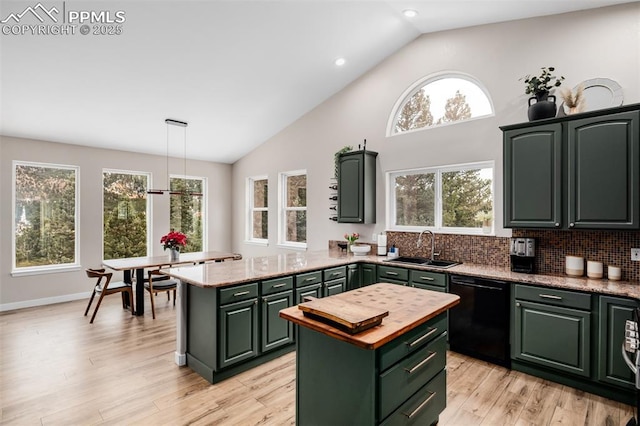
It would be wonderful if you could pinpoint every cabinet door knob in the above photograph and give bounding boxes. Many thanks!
[569,222,575,228]
[516,302,521,307]
[555,223,560,227]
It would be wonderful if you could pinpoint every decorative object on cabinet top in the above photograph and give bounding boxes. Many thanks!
[558,78,623,117]
[521,66,565,121]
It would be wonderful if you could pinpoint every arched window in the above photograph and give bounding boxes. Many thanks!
[388,73,494,135]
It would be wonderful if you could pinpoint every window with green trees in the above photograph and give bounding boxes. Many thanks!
[389,162,493,234]
[103,170,149,260]
[247,176,268,243]
[280,171,306,247]
[14,162,79,271]
[390,74,493,135]
[170,177,204,253]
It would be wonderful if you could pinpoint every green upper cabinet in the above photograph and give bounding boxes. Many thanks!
[504,124,562,228]
[337,150,378,223]
[502,104,640,230]
[567,111,640,229]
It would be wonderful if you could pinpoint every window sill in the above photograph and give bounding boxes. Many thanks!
[277,243,307,251]
[11,264,83,277]
[245,239,269,247]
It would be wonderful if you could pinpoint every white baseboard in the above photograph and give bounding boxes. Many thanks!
[0,292,91,312]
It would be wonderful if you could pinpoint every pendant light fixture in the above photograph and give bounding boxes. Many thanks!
[147,118,202,197]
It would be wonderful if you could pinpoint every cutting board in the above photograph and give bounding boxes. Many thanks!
[298,296,389,334]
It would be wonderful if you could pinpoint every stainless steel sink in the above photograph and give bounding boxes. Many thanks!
[385,256,461,269]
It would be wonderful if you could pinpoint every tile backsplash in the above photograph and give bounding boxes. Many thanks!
[331,229,640,282]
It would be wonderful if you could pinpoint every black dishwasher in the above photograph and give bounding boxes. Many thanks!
[449,275,510,367]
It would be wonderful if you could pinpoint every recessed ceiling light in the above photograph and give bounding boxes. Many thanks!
[403,9,418,18]
[334,57,346,67]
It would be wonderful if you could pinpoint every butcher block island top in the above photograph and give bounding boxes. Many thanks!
[279,283,460,350]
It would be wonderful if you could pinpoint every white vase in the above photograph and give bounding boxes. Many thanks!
[170,248,180,262]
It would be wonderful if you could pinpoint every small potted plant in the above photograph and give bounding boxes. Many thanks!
[161,230,188,261]
[475,211,493,234]
[521,66,565,121]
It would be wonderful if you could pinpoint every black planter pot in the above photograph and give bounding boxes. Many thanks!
[528,92,557,121]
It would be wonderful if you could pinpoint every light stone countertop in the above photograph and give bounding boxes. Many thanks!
[163,250,640,300]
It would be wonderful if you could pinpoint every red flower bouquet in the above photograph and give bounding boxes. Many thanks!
[161,231,187,252]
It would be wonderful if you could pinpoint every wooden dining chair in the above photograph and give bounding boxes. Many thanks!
[145,269,178,319]
[84,268,134,323]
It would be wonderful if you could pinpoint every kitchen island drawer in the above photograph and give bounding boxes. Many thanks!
[219,282,259,305]
[379,333,446,421]
[515,284,591,310]
[378,265,409,282]
[380,369,446,426]
[261,276,293,295]
[379,312,447,371]
[295,271,322,288]
[410,270,446,287]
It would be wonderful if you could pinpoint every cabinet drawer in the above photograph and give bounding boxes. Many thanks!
[380,370,446,426]
[411,283,445,292]
[295,271,322,288]
[324,266,346,281]
[378,265,409,282]
[219,282,259,305]
[379,333,446,421]
[410,270,446,287]
[261,276,293,296]
[515,284,591,310]
[379,313,447,371]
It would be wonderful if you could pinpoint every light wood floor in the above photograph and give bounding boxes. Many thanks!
[0,296,635,425]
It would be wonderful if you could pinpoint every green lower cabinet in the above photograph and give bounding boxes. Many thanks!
[295,283,322,304]
[347,264,360,290]
[411,282,445,292]
[513,300,591,377]
[218,298,259,369]
[260,290,294,353]
[324,277,346,297]
[362,264,377,286]
[378,265,409,285]
[598,296,638,389]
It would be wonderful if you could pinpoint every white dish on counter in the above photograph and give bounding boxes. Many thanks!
[350,245,371,256]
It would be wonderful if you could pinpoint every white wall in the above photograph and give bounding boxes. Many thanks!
[231,3,640,257]
[0,136,232,309]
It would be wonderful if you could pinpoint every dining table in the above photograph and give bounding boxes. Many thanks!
[102,251,242,315]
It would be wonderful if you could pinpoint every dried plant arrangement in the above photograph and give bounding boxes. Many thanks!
[560,84,585,114]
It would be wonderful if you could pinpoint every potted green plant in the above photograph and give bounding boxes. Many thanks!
[521,67,565,121]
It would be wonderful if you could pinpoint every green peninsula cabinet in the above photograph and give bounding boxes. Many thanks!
[503,104,640,229]
[337,149,377,223]
[280,284,460,425]
[187,279,295,383]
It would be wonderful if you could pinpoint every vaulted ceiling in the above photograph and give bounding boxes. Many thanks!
[1,1,634,163]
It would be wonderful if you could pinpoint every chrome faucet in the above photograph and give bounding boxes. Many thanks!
[417,229,437,260]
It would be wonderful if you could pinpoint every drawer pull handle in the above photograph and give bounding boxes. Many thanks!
[330,272,340,277]
[386,272,399,276]
[406,328,437,348]
[420,276,435,281]
[539,294,563,300]
[304,277,316,282]
[272,283,286,288]
[233,291,250,297]
[404,351,436,374]
[402,391,436,419]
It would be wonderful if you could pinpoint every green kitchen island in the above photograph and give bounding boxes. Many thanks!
[280,283,460,426]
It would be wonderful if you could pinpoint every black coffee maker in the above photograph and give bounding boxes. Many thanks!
[510,237,535,273]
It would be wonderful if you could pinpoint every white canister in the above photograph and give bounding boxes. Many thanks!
[607,265,622,281]
[565,256,584,277]
[586,261,603,279]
